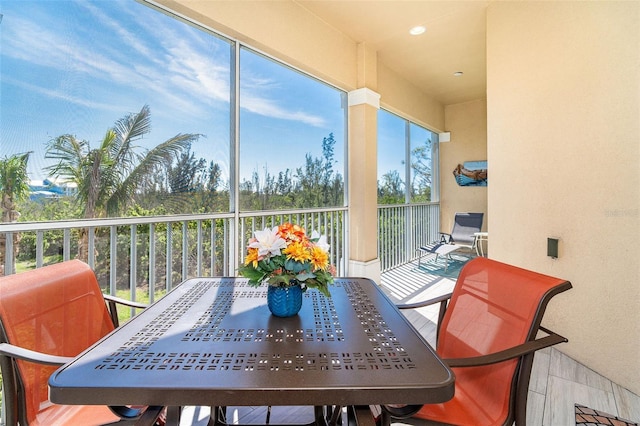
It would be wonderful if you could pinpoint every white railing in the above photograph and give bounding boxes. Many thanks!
[377,203,440,271]
[238,208,347,276]
[0,208,348,304]
[0,203,437,295]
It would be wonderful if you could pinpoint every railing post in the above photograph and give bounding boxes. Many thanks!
[88,227,96,269]
[63,229,70,261]
[196,220,203,277]
[182,221,188,282]
[110,225,117,296]
[4,231,14,275]
[166,223,173,291]
[36,231,44,268]
[149,222,156,304]
[130,225,137,317]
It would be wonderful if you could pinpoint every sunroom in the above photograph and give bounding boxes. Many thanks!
[0,1,638,425]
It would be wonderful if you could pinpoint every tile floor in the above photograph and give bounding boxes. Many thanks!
[178,262,640,425]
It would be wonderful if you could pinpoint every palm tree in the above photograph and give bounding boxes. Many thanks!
[45,105,199,259]
[0,152,31,275]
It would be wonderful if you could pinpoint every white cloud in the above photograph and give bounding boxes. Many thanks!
[242,93,326,127]
[2,1,327,128]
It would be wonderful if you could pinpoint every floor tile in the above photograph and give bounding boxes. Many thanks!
[527,390,546,426]
[530,349,551,394]
[544,375,618,426]
[613,383,640,423]
[549,349,614,393]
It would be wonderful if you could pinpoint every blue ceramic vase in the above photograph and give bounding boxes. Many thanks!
[267,283,303,317]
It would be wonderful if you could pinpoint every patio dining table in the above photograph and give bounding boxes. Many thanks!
[49,277,454,426]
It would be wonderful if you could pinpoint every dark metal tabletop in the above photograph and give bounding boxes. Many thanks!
[49,277,454,408]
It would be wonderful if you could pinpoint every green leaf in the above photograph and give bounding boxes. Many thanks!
[237,265,266,286]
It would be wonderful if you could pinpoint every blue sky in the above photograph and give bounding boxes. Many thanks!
[0,0,345,183]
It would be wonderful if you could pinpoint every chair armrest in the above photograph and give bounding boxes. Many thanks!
[104,294,149,328]
[443,328,568,368]
[0,342,73,366]
[396,293,452,344]
[379,328,569,422]
[103,294,149,309]
[395,293,452,310]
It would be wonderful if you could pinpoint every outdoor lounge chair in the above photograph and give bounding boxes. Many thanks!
[0,260,165,426]
[438,212,484,248]
[349,257,572,426]
[417,212,484,270]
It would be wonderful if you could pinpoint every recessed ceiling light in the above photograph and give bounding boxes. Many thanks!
[409,26,426,36]
[453,71,464,77]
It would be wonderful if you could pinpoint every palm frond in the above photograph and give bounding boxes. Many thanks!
[0,152,32,202]
[45,135,88,182]
[111,105,151,172]
[106,132,200,216]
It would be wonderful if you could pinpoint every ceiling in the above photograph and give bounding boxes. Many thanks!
[295,1,489,105]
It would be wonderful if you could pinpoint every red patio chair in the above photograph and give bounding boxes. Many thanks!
[0,260,165,426]
[353,257,572,426]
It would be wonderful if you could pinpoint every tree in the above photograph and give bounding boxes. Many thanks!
[205,161,222,194]
[168,148,207,193]
[294,132,343,208]
[410,138,432,201]
[0,152,31,274]
[378,170,405,204]
[45,105,199,259]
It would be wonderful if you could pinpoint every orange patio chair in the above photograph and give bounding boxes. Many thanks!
[353,257,572,426]
[0,259,165,426]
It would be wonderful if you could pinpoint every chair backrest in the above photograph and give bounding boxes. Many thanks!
[0,260,115,425]
[450,212,483,245]
[434,257,571,426]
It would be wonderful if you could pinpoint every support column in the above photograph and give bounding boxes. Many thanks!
[348,88,381,283]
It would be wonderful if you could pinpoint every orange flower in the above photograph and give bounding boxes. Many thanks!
[244,247,259,268]
[278,223,307,243]
[310,245,329,271]
[283,241,311,262]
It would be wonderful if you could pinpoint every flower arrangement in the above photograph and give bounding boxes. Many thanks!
[238,223,335,297]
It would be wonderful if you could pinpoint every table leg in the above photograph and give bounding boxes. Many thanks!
[165,406,182,426]
[346,406,377,426]
[325,405,342,425]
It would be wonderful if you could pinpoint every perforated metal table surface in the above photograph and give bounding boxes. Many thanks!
[49,277,454,410]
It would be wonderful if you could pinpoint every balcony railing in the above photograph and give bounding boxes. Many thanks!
[0,208,347,304]
[377,202,440,271]
[0,203,438,296]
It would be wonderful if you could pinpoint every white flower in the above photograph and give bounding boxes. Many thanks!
[249,227,287,257]
[311,230,331,252]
